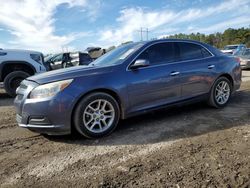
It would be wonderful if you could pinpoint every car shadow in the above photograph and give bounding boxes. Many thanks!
[0,90,14,107]
[45,88,250,146]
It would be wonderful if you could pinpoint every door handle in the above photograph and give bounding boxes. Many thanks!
[170,71,180,76]
[208,65,215,69]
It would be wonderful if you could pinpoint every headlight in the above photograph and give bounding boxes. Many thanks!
[29,79,73,99]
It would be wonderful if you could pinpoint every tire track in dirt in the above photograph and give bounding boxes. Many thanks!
[0,75,250,187]
[0,135,43,148]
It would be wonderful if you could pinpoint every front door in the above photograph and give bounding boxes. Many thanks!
[126,42,182,113]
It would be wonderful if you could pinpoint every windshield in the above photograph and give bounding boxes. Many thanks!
[224,45,238,50]
[243,49,250,56]
[90,43,144,67]
[45,54,61,62]
[44,54,53,62]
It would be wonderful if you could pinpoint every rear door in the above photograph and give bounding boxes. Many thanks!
[176,42,216,99]
[126,42,182,112]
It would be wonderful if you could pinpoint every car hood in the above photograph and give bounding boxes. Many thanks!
[27,65,114,84]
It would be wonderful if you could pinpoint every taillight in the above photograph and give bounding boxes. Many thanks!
[234,57,241,64]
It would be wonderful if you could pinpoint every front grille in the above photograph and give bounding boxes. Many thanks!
[16,114,22,123]
[15,80,38,103]
[19,84,27,90]
[16,94,24,100]
[16,82,28,96]
[14,80,38,118]
[15,81,29,102]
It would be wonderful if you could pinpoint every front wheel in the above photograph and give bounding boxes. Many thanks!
[73,92,120,138]
[208,77,232,108]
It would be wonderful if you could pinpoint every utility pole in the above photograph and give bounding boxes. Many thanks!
[140,27,143,41]
[146,28,149,40]
[137,27,150,41]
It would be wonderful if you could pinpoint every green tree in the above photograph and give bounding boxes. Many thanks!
[163,27,250,48]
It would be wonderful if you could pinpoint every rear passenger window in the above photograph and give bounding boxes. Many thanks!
[138,42,175,65]
[177,42,212,61]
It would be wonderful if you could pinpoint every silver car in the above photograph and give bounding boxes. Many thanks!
[238,48,250,69]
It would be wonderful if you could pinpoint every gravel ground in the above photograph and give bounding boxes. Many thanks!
[0,72,249,188]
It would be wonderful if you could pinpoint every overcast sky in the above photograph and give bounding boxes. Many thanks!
[0,0,249,53]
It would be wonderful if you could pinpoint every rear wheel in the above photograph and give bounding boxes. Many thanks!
[73,92,120,138]
[208,77,232,108]
[3,71,30,97]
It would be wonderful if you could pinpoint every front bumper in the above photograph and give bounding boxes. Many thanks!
[16,114,70,135]
[17,123,70,135]
[14,80,75,135]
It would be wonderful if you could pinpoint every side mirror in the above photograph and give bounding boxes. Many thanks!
[130,59,150,69]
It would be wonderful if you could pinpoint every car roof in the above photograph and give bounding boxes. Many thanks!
[2,48,42,54]
[141,39,216,50]
[86,47,102,52]
[124,39,210,48]
[145,38,206,44]
[136,39,222,56]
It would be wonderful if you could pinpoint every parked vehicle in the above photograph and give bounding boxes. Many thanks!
[221,44,246,55]
[0,49,46,96]
[85,47,106,60]
[14,39,241,138]
[44,52,93,71]
[237,48,250,69]
[73,52,93,66]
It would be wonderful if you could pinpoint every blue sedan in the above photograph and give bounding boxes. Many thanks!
[14,39,241,138]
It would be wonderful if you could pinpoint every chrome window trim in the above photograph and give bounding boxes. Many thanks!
[126,41,215,71]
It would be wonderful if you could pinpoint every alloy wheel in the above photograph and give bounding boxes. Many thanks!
[83,99,115,133]
[215,80,230,105]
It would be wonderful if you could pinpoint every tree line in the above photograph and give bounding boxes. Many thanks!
[106,27,250,51]
[163,27,250,49]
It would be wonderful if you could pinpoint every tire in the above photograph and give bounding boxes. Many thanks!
[73,92,120,138]
[4,71,30,97]
[208,77,232,108]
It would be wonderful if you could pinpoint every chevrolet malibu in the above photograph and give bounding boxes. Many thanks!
[14,39,241,138]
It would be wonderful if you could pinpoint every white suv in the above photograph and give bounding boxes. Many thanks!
[0,49,47,96]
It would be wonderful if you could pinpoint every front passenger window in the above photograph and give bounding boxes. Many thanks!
[137,43,175,65]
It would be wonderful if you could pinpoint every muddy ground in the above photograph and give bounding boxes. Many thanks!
[0,72,249,188]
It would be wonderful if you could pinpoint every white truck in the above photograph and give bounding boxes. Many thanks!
[0,49,46,96]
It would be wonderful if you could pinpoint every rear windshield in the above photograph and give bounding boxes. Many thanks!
[243,49,250,56]
[224,45,238,50]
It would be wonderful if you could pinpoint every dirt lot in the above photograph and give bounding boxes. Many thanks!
[0,72,250,188]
